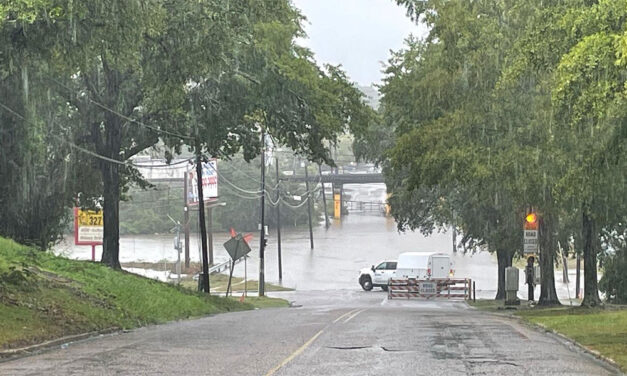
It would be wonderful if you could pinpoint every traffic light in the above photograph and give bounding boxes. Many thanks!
[263,238,268,248]
[524,211,538,230]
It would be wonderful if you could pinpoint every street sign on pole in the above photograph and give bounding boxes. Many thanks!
[224,230,253,296]
[523,211,539,255]
[524,230,538,254]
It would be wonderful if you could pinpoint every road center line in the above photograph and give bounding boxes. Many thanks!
[333,308,359,323]
[264,329,324,376]
[344,308,367,323]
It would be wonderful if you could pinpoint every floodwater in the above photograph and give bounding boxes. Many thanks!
[55,184,582,300]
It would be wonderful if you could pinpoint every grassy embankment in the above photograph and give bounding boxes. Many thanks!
[0,237,285,351]
[123,261,293,294]
[469,300,627,371]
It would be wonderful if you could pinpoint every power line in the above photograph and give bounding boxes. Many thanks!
[131,158,193,168]
[204,161,263,195]
[49,78,194,141]
[0,101,127,166]
[1,100,195,169]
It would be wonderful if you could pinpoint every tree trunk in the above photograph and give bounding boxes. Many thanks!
[495,248,513,300]
[99,63,123,270]
[581,208,601,307]
[100,160,121,269]
[538,214,560,305]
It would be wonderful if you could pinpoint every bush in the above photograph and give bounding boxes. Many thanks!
[599,232,627,303]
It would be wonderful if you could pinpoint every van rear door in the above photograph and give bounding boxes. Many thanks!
[431,256,450,279]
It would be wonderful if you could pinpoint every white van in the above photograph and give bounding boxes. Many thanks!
[395,252,453,280]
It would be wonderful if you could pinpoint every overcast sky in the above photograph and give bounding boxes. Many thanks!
[291,0,428,87]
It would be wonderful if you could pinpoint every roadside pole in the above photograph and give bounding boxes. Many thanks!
[244,255,248,297]
[183,172,190,269]
[526,256,535,301]
[259,129,266,297]
[576,253,581,299]
[524,211,539,302]
[195,144,210,294]
[304,162,314,249]
[275,157,283,281]
[319,164,330,229]
[208,206,214,266]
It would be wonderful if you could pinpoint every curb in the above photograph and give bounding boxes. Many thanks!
[0,327,121,363]
[481,309,624,375]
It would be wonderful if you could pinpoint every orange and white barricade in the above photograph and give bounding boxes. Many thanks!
[388,278,471,300]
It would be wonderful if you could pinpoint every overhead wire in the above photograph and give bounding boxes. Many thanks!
[49,77,194,141]
[0,101,128,166]
[1,100,329,211]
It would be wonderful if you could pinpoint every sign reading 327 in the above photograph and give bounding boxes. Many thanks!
[74,208,103,245]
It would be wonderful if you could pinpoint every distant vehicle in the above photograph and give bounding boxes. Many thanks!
[358,252,453,291]
[396,252,453,280]
[358,260,397,291]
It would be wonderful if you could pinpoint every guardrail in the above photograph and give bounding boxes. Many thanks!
[193,256,248,280]
[387,278,471,300]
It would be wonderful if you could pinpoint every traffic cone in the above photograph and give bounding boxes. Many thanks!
[239,293,245,303]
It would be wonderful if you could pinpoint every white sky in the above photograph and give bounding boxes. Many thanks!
[292,0,428,87]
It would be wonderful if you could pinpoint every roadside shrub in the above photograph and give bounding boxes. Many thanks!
[599,232,627,304]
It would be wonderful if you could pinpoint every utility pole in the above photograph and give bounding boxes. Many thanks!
[275,157,283,281]
[319,164,330,229]
[183,171,190,269]
[304,162,314,249]
[526,256,535,301]
[195,141,210,294]
[576,252,581,299]
[208,206,214,266]
[259,129,267,296]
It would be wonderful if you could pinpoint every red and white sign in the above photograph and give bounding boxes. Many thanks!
[187,160,218,205]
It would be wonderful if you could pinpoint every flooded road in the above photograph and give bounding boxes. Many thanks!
[56,184,581,300]
[56,214,500,298]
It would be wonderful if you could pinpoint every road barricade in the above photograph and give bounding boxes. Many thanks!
[387,278,471,300]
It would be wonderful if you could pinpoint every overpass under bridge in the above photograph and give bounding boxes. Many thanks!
[286,173,386,219]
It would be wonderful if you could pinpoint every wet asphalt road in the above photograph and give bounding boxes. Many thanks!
[0,290,619,376]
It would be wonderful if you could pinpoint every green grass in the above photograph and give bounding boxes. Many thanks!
[518,307,627,371]
[469,299,627,371]
[0,237,256,350]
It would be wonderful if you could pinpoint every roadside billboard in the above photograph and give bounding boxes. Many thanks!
[187,159,218,205]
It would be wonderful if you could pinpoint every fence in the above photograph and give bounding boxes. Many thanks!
[387,278,471,300]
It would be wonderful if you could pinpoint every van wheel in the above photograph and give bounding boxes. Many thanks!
[381,285,388,291]
[360,276,373,291]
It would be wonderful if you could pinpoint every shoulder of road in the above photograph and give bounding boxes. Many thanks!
[0,236,287,357]
[469,299,627,372]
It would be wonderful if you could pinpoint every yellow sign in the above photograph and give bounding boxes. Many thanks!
[334,194,341,219]
[74,208,103,245]
[77,210,103,227]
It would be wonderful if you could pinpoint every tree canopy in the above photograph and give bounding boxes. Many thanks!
[359,0,627,305]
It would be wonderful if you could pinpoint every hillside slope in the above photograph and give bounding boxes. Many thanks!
[0,237,251,350]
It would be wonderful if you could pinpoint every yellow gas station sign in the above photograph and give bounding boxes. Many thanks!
[74,208,103,245]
